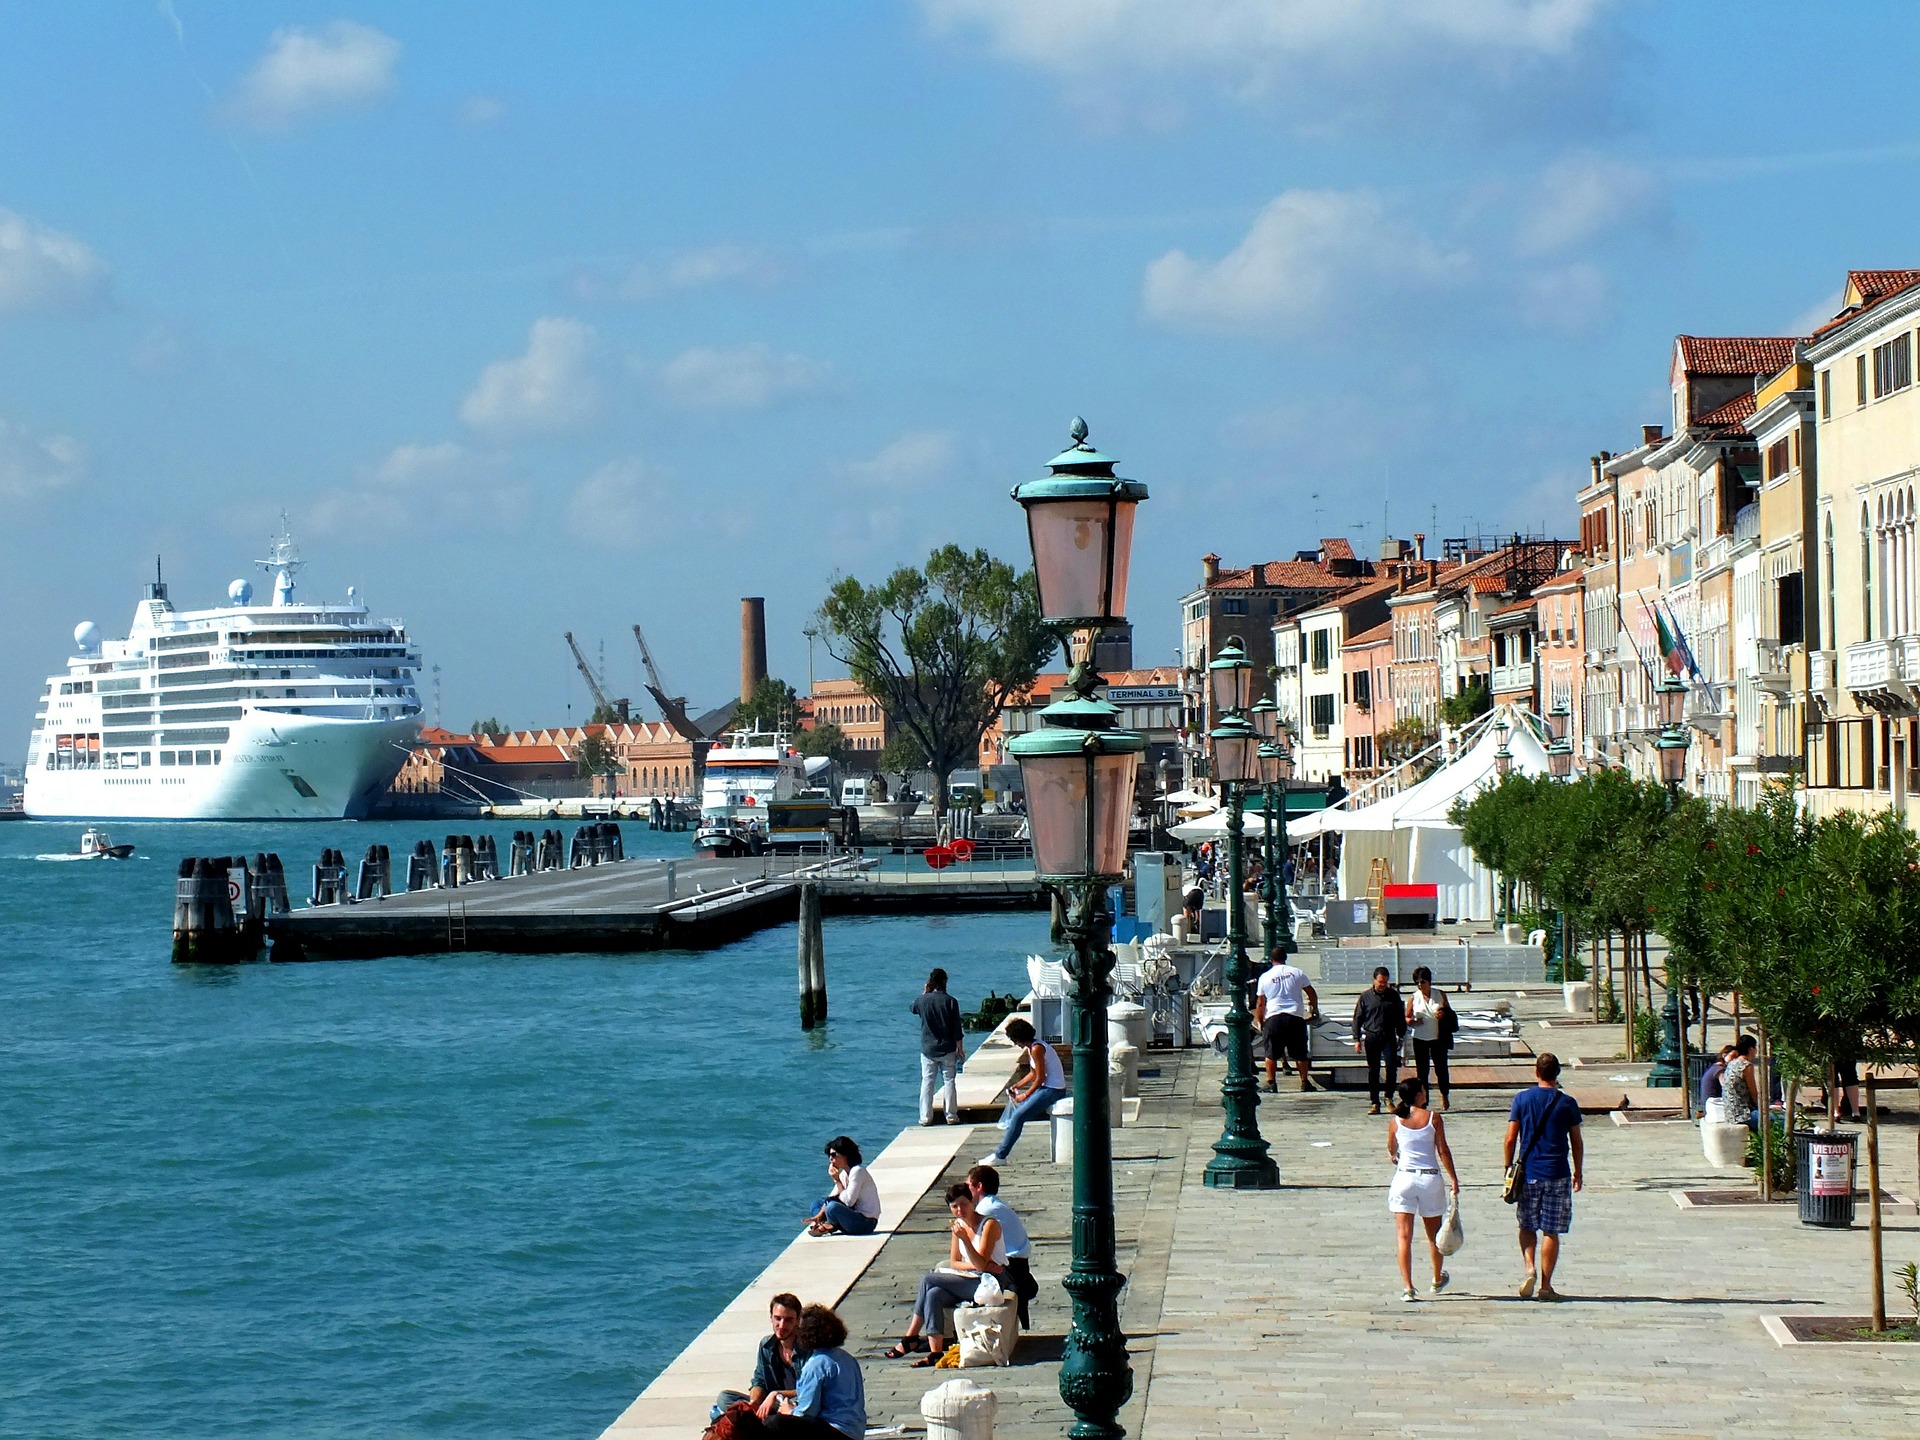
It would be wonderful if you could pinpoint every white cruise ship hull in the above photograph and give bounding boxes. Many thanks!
[24,712,419,821]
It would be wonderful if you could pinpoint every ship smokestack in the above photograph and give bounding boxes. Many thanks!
[741,597,768,704]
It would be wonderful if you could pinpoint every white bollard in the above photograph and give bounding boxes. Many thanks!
[922,1376,997,1440]
[1111,1041,1141,1098]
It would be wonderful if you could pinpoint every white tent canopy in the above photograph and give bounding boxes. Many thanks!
[1169,808,1277,843]
[1288,708,1553,923]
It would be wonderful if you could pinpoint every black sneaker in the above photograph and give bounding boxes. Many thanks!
[1261,1080,1278,1094]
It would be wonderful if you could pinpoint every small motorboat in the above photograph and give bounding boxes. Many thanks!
[80,828,135,860]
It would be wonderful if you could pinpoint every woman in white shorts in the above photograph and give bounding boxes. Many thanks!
[1386,1077,1460,1302]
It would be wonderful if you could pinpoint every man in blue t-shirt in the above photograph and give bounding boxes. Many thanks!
[1504,1052,1583,1302]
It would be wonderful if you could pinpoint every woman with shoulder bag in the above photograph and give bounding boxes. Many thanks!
[1386,1077,1460,1302]
[1406,966,1454,1111]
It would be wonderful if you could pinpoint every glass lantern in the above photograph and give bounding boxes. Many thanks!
[1657,674,1686,729]
[1656,726,1689,788]
[1010,418,1148,629]
[1210,712,1260,785]
[1250,696,1279,740]
[1209,638,1253,717]
[1008,725,1146,881]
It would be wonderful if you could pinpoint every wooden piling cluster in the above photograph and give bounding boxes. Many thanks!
[796,880,827,1028]
[646,798,691,832]
[569,822,625,866]
[353,844,393,901]
[171,852,290,964]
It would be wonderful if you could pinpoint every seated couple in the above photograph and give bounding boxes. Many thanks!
[884,1166,1035,1366]
[713,1293,865,1439]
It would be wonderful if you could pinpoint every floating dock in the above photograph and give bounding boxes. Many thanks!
[265,854,1044,960]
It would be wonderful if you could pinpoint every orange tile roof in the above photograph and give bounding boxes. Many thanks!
[475,744,572,765]
[1210,560,1360,590]
[1492,597,1537,617]
[1810,269,1920,339]
[1343,619,1393,647]
[1320,537,1356,561]
[1695,391,1756,430]
[1674,335,1798,376]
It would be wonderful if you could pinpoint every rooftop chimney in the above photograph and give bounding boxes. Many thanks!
[1642,425,1663,446]
[1590,454,1603,487]
[1202,553,1220,586]
[740,597,768,705]
[1413,532,1426,562]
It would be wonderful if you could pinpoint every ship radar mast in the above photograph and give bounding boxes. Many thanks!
[256,513,305,608]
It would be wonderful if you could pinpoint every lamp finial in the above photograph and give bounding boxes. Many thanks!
[1069,415,1089,446]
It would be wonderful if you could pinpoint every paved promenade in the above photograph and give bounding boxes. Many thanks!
[612,990,1920,1439]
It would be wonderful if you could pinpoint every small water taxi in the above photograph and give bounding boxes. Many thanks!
[80,827,135,859]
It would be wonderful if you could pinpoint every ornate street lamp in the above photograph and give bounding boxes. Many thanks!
[1202,655,1281,1192]
[1547,700,1573,779]
[1258,738,1295,959]
[1493,714,1513,779]
[1650,720,1694,1097]
[1008,418,1146,1440]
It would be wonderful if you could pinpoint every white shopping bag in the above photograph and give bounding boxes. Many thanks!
[1435,1194,1465,1255]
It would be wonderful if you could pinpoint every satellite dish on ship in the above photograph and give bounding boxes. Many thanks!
[73,621,100,653]
[228,578,254,605]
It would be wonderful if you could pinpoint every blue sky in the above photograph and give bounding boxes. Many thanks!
[5,1,1920,747]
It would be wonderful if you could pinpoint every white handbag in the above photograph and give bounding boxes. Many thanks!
[1435,1194,1465,1255]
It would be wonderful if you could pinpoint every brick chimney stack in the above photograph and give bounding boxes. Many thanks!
[740,597,768,705]
[1202,553,1220,586]
[1642,424,1663,446]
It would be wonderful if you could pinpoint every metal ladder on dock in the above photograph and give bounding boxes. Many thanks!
[446,900,469,951]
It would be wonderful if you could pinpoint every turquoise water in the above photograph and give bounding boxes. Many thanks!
[0,819,1042,1438]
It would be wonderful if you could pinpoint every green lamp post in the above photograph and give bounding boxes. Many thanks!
[1249,697,1282,951]
[1202,639,1281,1190]
[1649,682,1694,1094]
[1009,417,1146,1440]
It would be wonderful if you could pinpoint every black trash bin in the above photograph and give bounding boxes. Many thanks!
[1794,1129,1858,1228]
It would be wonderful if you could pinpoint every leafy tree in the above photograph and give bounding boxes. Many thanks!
[794,720,852,766]
[735,677,800,733]
[878,731,928,779]
[1377,717,1436,764]
[587,701,628,726]
[817,545,1052,814]
[1439,680,1490,727]
[470,717,506,739]
[574,732,620,779]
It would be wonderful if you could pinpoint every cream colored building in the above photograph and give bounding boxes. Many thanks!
[1744,358,1818,798]
[1803,270,1920,817]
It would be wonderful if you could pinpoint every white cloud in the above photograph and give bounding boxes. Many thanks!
[0,414,85,500]
[1143,189,1466,337]
[460,317,601,434]
[232,21,400,129]
[572,243,786,303]
[836,431,958,489]
[656,342,831,411]
[567,457,675,549]
[0,209,111,314]
[1788,289,1844,337]
[1518,261,1610,332]
[922,0,1615,126]
[1518,154,1664,255]
[307,441,521,537]
[459,95,507,126]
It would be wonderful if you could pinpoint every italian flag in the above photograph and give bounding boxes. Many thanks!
[1653,608,1686,676]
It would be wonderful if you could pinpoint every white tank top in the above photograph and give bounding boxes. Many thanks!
[1394,1114,1440,1172]
[1031,1041,1066,1090]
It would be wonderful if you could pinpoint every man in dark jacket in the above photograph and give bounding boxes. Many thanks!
[1352,966,1407,1114]
[913,967,966,1125]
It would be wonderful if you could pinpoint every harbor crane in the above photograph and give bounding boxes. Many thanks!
[632,624,705,741]
[563,631,629,723]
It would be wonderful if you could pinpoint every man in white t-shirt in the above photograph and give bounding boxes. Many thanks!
[1253,947,1321,1093]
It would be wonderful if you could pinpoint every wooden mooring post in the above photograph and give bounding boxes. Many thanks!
[797,881,827,1028]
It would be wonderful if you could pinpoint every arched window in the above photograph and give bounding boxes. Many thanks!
[1863,504,1876,642]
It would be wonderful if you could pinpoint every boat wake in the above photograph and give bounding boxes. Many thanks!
[31,853,148,862]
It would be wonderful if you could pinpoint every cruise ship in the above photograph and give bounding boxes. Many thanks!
[23,528,423,820]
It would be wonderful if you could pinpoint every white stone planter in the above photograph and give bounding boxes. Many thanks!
[1564,981,1592,1013]
[1703,1121,1749,1168]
